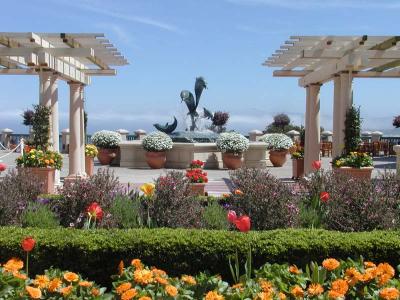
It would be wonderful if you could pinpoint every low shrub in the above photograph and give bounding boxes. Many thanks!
[21,202,59,229]
[149,171,204,228]
[202,201,229,230]
[2,228,400,287]
[54,169,119,227]
[229,168,299,230]
[0,169,42,226]
[108,195,142,229]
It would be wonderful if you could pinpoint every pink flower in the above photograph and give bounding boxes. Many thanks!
[227,210,237,223]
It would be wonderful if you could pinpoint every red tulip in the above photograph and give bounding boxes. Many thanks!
[86,202,103,221]
[227,210,237,223]
[0,163,6,172]
[21,237,36,252]
[234,215,251,232]
[312,160,322,170]
[320,191,330,202]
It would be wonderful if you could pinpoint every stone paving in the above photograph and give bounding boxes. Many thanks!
[0,151,397,195]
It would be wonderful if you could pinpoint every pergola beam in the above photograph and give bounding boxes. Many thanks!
[0,47,95,57]
[80,69,116,76]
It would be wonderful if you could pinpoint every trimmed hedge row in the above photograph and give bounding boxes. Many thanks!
[0,227,400,286]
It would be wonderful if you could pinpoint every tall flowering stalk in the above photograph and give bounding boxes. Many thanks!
[21,236,35,276]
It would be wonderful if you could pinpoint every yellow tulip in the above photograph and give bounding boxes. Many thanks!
[140,183,155,196]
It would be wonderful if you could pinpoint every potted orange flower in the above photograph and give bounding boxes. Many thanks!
[16,148,62,194]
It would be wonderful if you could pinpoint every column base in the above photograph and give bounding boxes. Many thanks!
[63,173,87,184]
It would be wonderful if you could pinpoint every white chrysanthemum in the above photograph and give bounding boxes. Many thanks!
[142,131,173,152]
[262,133,293,151]
[91,130,122,148]
[216,132,249,154]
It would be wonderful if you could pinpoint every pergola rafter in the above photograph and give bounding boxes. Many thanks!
[264,35,400,175]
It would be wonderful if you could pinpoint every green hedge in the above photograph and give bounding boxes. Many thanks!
[1,227,400,286]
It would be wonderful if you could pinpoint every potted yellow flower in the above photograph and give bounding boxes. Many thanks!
[16,148,62,194]
[332,152,374,179]
[85,144,98,176]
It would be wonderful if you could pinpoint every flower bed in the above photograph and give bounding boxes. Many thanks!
[1,227,400,286]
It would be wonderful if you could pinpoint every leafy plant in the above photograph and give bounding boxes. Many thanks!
[21,202,59,228]
[216,132,249,154]
[109,195,142,228]
[202,202,229,230]
[91,130,121,149]
[393,115,400,128]
[344,105,362,155]
[31,104,51,149]
[142,131,173,152]
[22,109,34,126]
[211,111,230,133]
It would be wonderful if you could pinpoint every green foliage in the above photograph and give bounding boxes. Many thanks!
[1,228,400,286]
[31,104,51,149]
[344,105,362,155]
[109,195,142,228]
[21,203,59,229]
[202,202,229,230]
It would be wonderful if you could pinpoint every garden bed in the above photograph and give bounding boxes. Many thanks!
[1,227,400,286]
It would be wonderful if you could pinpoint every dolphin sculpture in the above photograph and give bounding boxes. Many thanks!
[153,116,178,134]
[181,77,208,131]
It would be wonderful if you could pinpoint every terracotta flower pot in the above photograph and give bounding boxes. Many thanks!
[292,158,304,179]
[145,151,167,169]
[269,150,288,167]
[97,148,118,165]
[85,156,94,176]
[27,167,55,194]
[222,153,243,170]
[334,166,373,180]
[190,183,206,196]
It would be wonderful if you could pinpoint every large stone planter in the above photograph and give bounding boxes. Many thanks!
[269,150,288,167]
[292,158,304,179]
[189,183,206,196]
[28,167,55,194]
[334,166,373,179]
[222,152,243,170]
[85,156,94,176]
[97,148,118,165]
[145,151,166,169]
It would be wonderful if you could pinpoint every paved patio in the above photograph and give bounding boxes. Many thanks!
[0,152,397,195]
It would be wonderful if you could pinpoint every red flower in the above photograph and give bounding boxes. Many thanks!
[0,163,6,172]
[234,216,251,232]
[320,191,330,202]
[21,237,36,252]
[312,160,322,170]
[227,210,237,223]
[86,202,103,220]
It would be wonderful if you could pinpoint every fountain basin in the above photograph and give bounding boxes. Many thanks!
[119,141,270,169]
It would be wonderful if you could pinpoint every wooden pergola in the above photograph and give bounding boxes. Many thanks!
[0,32,128,180]
[264,35,400,174]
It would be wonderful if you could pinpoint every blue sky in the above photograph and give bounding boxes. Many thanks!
[1,0,400,134]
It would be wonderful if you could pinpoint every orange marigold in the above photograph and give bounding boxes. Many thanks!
[307,283,324,296]
[377,263,395,278]
[328,290,345,299]
[138,297,152,300]
[255,292,273,300]
[79,281,93,287]
[13,271,27,280]
[322,258,340,271]
[345,268,362,286]
[155,276,168,285]
[60,285,73,296]
[131,259,143,269]
[121,288,138,300]
[361,267,378,282]
[379,274,392,286]
[291,285,304,298]
[165,285,178,297]
[289,265,301,275]
[26,286,42,299]
[118,260,124,275]
[259,279,273,293]
[116,282,132,294]
[3,258,23,272]
[48,278,62,292]
[331,279,349,295]
[278,292,287,300]
[34,275,49,289]
[364,261,376,269]
[63,271,79,282]
[181,275,197,285]
[134,269,154,285]
[152,267,167,277]
[91,288,100,296]
[379,287,400,300]
[205,291,225,300]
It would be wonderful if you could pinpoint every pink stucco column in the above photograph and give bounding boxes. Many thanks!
[79,85,86,176]
[39,71,54,148]
[67,82,83,178]
[304,84,321,175]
